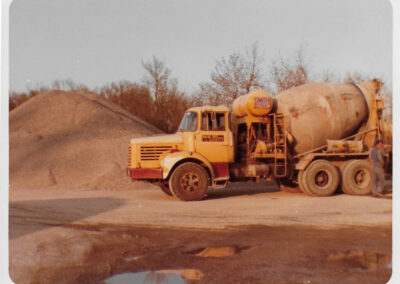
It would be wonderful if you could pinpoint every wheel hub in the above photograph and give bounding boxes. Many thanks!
[354,170,366,185]
[315,171,329,187]
[180,172,200,192]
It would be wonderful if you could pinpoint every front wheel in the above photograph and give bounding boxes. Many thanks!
[169,162,209,201]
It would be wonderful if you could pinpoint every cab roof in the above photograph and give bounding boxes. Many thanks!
[187,105,230,113]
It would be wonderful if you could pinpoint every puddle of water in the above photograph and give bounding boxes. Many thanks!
[327,249,391,271]
[195,246,237,257]
[185,245,248,258]
[104,269,203,284]
[123,255,143,262]
[159,269,204,280]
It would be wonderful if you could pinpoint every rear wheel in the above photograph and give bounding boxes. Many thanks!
[340,162,352,194]
[298,170,311,195]
[169,162,209,201]
[341,159,372,195]
[303,160,340,196]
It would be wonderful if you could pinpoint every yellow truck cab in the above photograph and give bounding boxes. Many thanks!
[127,105,234,200]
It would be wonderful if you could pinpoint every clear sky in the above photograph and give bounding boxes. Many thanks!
[9,0,392,93]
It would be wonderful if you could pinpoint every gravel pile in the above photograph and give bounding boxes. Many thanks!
[9,90,161,190]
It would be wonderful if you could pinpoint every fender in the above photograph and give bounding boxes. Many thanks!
[295,153,317,170]
[160,151,215,181]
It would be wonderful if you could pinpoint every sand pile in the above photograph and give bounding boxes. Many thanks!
[9,90,162,190]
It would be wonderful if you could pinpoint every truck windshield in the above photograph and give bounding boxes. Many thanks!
[178,112,198,132]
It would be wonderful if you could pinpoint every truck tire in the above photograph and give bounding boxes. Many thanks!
[303,160,340,196]
[341,159,372,195]
[339,161,352,194]
[278,179,302,193]
[298,170,311,195]
[169,162,209,201]
[155,182,172,196]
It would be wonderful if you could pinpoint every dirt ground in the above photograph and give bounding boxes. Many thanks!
[9,181,392,284]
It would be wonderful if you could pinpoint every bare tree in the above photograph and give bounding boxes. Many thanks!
[141,56,194,132]
[99,81,155,122]
[199,42,265,105]
[342,72,370,84]
[189,88,210,107]
[51,79,88,91]
[9,92,29,111]
[375,82,392,124]
[269,46,310,94]
[157,82,192,133]
[319,69,338,83]
[383,89,392,124]
[243,42,265,93]
[142,56,171,103]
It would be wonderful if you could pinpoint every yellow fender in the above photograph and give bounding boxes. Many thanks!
[160,151,215,181]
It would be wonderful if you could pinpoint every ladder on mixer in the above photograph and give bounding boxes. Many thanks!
[273,113,287,177]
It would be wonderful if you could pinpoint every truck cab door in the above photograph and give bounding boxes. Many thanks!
[194,111,233,163]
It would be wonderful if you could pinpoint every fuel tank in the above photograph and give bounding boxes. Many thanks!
[232,89,273,117]
[276,81,375,155]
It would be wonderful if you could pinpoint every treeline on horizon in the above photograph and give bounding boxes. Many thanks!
[9,44,392,133]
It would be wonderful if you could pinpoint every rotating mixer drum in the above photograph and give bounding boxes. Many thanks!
[276,82,371,155]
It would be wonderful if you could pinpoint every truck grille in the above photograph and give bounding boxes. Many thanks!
[140,146,172,161]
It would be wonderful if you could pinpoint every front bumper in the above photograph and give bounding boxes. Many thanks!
[126,168,163,179]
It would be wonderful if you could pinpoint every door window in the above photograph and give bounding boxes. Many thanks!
[201,112,225,131]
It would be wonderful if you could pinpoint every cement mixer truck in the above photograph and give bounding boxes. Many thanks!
[127,79,392,201]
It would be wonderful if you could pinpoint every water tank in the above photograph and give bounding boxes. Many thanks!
[232,90,273,117]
